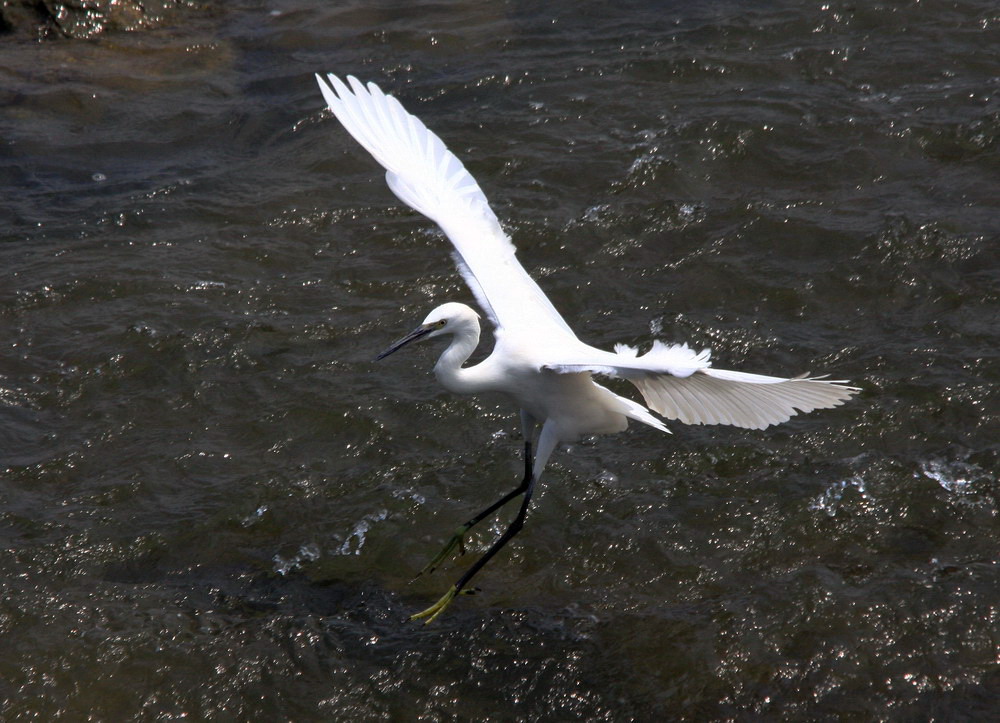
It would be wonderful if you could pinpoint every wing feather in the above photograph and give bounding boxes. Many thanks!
[547,343,858,430]
[319,73,858,431]
[317,73,576,340]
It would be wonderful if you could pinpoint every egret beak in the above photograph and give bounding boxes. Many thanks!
[375,324,435,361]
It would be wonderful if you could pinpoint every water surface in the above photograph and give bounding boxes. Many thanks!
[2,1,999,718]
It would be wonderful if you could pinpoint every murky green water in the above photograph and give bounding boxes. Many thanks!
[2,1,999,718]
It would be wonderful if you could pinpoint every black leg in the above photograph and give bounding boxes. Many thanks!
[411,419,558,624]
[411,469,538,623]
[460,439,532,530]
[453,470,537,592]
[416,439,533,576]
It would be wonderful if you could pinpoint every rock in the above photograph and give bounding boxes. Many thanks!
[0,0,200,40]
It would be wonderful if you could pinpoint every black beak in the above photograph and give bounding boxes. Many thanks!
[375,324,434,361]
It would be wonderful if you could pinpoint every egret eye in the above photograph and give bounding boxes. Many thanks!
[435,319,447,328]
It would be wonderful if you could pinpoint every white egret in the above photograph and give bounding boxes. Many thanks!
[316,74,858,623]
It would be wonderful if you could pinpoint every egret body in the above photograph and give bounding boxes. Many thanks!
[316,74,858,622]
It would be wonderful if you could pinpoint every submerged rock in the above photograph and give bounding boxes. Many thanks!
[0,0,201,39]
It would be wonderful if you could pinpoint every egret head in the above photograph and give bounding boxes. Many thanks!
[375,302,479,360]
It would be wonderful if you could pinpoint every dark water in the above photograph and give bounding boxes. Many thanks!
[2,0,999,718]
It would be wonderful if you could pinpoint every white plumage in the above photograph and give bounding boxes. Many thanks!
[316,73,858,622]
[316,73,856,433]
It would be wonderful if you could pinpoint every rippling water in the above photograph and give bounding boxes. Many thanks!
[2,1,999,718]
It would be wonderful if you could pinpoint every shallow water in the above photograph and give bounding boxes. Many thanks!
[2,0,999,718]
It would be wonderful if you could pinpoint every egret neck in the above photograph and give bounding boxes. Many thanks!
[433,312,482,395]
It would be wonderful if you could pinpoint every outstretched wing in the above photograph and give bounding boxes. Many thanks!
[547,342,858,430]
[316,73,576,341]
[319,73,858,430]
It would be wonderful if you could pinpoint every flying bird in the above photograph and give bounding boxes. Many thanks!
[316,73,857,623]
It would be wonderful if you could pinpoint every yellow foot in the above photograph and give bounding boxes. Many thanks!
[416,526,468,577]
[410,585,475,624]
